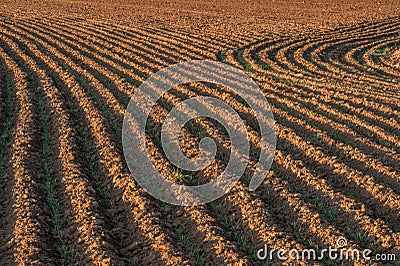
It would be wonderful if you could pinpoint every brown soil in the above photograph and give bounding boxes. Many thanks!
[0,0,399,265]
[390,49,400,68]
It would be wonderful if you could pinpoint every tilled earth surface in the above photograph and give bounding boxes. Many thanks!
[0,0,399,265]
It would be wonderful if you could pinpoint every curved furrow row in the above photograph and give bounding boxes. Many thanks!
[0,26,128,265]
[274,78,399,155]
[170,83,356,249]
[66,16,243,63]
[250,22,400,97]
[16,18,152,86]
[232,46,399,117]
[219,17,400,259]
[243,17,400,100]
[20,17,207,78]
[0,39,59,264]
[30,20,290,258]
[362,40,400,78]
[209,63,400,178]
[49,15,263,66]
[2,18,260,265]
[42,17,213,63]
[95,22,228,54]
[344,36,400,79]
[0,49,18,263]
[0,23,189,264]
[0,52,14,189]
[162,84,310,261]
[262,75,400,156]
[0,7,399,265]
[21,18,322,262]
[281,75,400,127]
[307,18,400,83]
[278,75,400,141]
[87,18,259,51]
[26,13,398,177]
[10,18,215,107]
[331,37,399,83]
[18,18,174,77]
[300,37,398,85]
[170,59,400,229]
[0,58,4,122]
[36,19,196,70]
[249,16,399,83]
[36,25,278,263]
[135,98,259,264]
[253,81,400,224]
[37,13,400,260]
[236,22,400,164]
[0,23,127,140]
[233,65,400,165]
[166,60,398,245]
[273,93,400,191]
[169,79,372,258]
[271,146,399,256]
[168,76,399,256]
[19,19,142,100]
[378,42,400,70]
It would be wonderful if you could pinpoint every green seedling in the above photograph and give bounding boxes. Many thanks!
[217,50,226,62]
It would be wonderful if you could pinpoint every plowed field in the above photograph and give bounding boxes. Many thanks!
[0,0,399,265]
